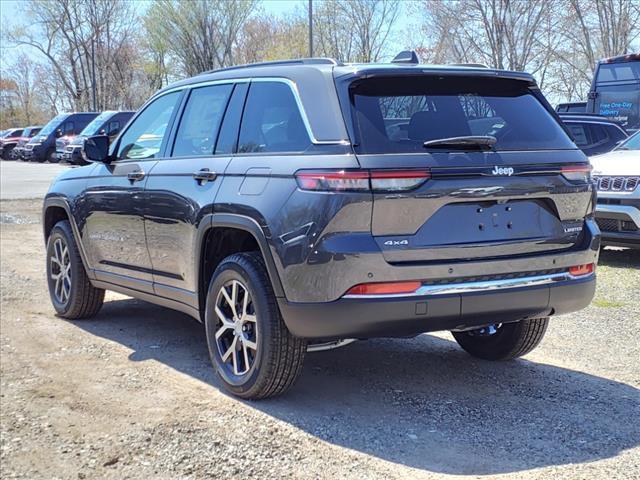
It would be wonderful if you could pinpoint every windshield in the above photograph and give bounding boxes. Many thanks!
[80,112,113,136]
[616,131,640,151]
[39,114,67,136]
[349,76,575,154]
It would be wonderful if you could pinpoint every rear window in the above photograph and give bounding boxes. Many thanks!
[596,62,640,83]
[349,76,576,154]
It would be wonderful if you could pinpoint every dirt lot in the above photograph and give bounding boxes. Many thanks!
[1,194,639,479]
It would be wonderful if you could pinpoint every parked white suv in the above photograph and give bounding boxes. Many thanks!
[591,131,640,248]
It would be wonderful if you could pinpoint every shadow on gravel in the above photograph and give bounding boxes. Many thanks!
[72,298,640,476]
[598,247,640,269]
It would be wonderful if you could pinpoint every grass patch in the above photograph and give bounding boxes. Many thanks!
[593,299,625,308]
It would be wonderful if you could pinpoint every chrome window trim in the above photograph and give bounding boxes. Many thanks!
[155,77,350,146]
[343,271,594,299]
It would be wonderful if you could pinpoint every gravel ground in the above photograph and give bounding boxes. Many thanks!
[1,198,639,480]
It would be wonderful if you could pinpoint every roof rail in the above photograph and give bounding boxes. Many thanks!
[449,63,490,68]
[198,58,340,76]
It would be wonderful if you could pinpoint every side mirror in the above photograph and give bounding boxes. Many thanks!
[55,128,63,138]
[83,135,110,163]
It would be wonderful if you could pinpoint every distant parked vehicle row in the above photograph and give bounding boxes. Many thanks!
[1,110,135,163]
[56,110,134,165]
[22,112,98,163]
[8,126,43,160]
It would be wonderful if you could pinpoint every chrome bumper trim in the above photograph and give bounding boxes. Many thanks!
[343,272,593,299]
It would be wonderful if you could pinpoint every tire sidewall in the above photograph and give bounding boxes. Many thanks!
[205,258,275,397]
[46,223,83,316]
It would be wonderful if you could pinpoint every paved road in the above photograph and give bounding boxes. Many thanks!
[0,161,70,200]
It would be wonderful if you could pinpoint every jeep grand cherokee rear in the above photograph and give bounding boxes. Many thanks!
[279,68,599,358]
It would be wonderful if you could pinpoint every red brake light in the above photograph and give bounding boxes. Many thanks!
[568,263,594,277]
[296,169,430,192]
[295,170,370,191]
[562,164,592,182]
[345,281,422,296]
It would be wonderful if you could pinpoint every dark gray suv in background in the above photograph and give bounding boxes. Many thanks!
[43,55,600,399]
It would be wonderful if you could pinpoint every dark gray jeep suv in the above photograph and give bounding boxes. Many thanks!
[43,56,600,399]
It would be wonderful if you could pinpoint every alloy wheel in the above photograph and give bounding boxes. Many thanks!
[214,279,258,376]
[50,238,71,304]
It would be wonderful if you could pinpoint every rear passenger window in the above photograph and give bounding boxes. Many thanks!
[238,82,311,153]
[172,84,233,157]
[64,122,74,134]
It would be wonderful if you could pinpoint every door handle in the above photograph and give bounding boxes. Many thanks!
[127,170,145,182]
[193,168,217,184]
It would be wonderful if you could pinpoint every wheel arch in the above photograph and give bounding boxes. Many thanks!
[197,213,285,321]
[43,197,94,279]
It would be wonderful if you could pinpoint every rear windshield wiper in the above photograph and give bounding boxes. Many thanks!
[423,136,497,150]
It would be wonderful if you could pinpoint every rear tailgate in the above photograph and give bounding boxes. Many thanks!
[341,73,594,263]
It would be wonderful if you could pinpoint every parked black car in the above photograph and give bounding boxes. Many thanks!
[44,54,599,399]
[560,113,628,156]
[9,126,42,160]
[24,112,98,163]
[0,128,24,159]
[57,110,135,164]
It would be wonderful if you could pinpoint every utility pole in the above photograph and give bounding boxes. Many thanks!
[308,0,313,58]
[91,37,97,111]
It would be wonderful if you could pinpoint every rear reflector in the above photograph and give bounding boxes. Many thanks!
[561,164,592,182]
[296,169,430,192]
[568,263,594,276]
[345,281,422,296]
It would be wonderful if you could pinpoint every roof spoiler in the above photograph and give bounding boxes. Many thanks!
[392,50,419,65]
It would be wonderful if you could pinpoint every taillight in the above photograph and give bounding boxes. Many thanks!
[345,281,422,296]
[370,170,431,191]
[568,263,594,277]
[295,169,430,192]
[561,164,592,182]
[295,170,370,191]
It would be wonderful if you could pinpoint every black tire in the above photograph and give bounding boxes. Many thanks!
[47,148,59,163]
[205,252,306,399]
[46,220,104,319]
[452,318,549,360]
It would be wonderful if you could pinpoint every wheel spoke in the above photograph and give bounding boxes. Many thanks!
[231,348,240,375]
[221,287,236,319]
[243,338,257,351]
[241,287,249,319]
[221,336,237,362]
[242,342,250,371]
[243,314,257,323]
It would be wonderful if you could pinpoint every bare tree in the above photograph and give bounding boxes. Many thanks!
[416,0,563,74]
[6,0,149,111]
[145,0,259,76]
[314,0,401,62]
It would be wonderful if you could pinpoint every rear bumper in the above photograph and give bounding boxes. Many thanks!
[279,274,596,340]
